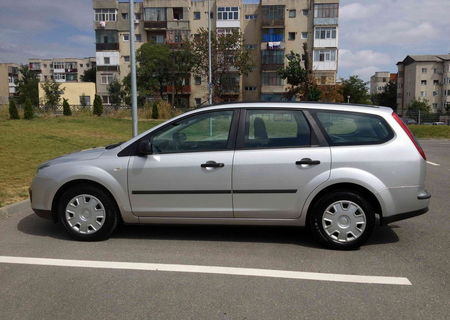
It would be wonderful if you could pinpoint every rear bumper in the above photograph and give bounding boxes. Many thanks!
[382,207,429,225]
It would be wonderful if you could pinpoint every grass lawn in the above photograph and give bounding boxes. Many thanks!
[0,113,164,207]
[409,125,450,139]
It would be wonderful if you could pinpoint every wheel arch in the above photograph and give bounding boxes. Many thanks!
[305,183,383,226]
[51,179,123,224]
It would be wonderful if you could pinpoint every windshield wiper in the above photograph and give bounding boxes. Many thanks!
[105,141,124,150]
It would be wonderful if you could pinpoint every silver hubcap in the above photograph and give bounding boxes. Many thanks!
[322,200,366,243]
[65,194,106,234]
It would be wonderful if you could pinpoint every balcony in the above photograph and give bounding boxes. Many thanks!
[144,21,167,29]
[96,43,119,51]
[221,86,240,95]
[261,5,285,28]
[165,85,191,94]
[96,65,120,72]
[314,17,338,26]
[261,42,285,50]
[262,18,284,28]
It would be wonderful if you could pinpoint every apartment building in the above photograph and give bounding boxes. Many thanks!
[369,71,397,95]
[0,63,20,106]
[28,57,96,83]
[397,55,450,114]
[93,0,339,107]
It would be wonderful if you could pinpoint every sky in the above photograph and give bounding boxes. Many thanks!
[0,0,449,81]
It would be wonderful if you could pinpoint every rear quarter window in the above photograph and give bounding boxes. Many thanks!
[315,111,393,145]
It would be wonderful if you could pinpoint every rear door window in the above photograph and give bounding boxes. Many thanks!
[242,109,311,148]
[315,111,393,145]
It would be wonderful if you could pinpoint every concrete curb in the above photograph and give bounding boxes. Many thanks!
[0,200,30,219]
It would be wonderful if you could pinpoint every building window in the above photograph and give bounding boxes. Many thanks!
[121,13,128,20]
[195,76,201,85]
[217,7,239,20]
[433,91,438,96]
[288,10,296,18]
[421,80,427,85]
[54,73,66,81]
[149,34,165,44]
[262,72,283,86]
[124,56,130,62]
[95,9,117,22]
[123,33,129,41]
[432,103,438,109]
[217,28,238,36]
[433,79,439,85]
[86,63,90,68]
[314,4,339,18]
[102,96,110,104]
[195,98,202,106]
[245,44,257,49]
[104,57,110,65]
[135,34,142,42]
[245,14,257,20]
[80,95,91,105]
[194,11,201,20]
[262,50,284,65]
[80,64,83,67]
[422,68,427,73]
[288,32,296,40]
[173,7,183,20]
[144,8,166,21]
[315,27,337,39]
[245,86,257,91]
[135,13,141,20]
[301,32,308,39]
[302,9,309,16]
[101,74,114,85]
[433,68,438,73]
[420,91,426,97]
[314,49,337,62]
[262,28,284,42]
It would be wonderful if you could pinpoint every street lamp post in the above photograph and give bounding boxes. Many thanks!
[207,0,213,105]
[129,0,138,137]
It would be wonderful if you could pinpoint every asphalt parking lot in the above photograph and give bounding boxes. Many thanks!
[0,140,449,320]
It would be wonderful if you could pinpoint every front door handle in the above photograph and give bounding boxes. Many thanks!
[201,161,225,168]
[296,158,321,165]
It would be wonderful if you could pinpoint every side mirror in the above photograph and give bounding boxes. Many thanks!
[137,140,152,156]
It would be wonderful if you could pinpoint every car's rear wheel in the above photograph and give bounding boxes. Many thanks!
[58,184,118,241]
[309,191,375,250]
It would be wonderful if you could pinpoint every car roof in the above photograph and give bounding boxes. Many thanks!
[193,102,393,115]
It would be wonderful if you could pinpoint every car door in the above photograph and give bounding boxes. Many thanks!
[232,108,331,219]
[128,109,237,218]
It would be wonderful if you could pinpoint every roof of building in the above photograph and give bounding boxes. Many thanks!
[398,54,450,65]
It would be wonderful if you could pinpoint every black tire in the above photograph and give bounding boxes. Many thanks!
[308,191,375,250]
[57,184,118,241]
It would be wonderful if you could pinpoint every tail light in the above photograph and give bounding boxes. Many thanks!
[392,112,426,160]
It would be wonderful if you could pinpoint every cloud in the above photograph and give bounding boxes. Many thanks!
[338,0,450,80]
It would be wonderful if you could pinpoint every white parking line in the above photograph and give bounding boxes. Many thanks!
[426,161,440,166]
[0,255,411,286]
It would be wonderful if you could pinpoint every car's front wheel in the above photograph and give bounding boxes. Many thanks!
[309,191,375,250]
[58,184,118,241]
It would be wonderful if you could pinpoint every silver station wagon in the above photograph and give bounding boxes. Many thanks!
[30,103,430,249]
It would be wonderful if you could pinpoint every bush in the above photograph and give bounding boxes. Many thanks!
[23,98,34,120]
[151,102,159,119]
[157,100,173,119]
[8,100,19,120]
[93,95,103,116]
[62,98,72,116]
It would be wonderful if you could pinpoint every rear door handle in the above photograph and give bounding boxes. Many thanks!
[201,161,225,168]
[296,158,321,165]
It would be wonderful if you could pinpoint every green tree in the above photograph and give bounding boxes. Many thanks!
[8,99,19,120]
[407,99,430,114]
[190,28,253,102]
[340,75,371,104]
[136,42,172,99]
[372,80,397,110]
[151,102,159,119]
[108,79,124,106]
[62,98,72,116]
[41,80,64,111]
[16,65,39,107]
[23,98,34,120]
[93,95,103,116]
[80,66,96,82]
